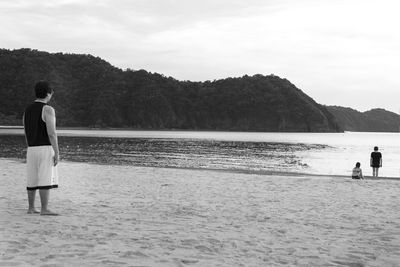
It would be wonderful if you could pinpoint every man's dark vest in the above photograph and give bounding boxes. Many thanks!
[24,102,51,147]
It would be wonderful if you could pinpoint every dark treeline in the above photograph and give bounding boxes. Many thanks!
[326,106,400,132]
[2,48,396,132]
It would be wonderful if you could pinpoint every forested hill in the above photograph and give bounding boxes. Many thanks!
[326,106,400,132]
[0,48,342,132]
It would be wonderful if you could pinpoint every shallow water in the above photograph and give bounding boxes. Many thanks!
[0,135,325,175]
[0,129,399,177]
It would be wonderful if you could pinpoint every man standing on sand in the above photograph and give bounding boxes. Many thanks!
[23,81,59,215]
[370,146,382,178]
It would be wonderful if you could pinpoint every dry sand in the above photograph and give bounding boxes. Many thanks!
[1,158,399,266]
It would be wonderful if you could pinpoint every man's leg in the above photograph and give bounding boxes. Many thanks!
[27,190,39,214]
[39,189,58,216]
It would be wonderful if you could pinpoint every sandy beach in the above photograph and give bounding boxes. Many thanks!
[1,158,400,266]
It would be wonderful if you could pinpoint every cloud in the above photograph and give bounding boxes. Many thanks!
[1,0,399,112]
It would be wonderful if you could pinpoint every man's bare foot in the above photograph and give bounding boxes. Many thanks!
[27,209,40,214]
[40,210,59,216]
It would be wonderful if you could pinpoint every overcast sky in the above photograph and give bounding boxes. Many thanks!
[1,0,399,113]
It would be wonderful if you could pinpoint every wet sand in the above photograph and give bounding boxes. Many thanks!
[1,158,399,266]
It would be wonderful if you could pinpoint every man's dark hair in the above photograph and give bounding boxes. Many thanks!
[34,81,53,98]
[356,162,361,168]
[374,146,379,151]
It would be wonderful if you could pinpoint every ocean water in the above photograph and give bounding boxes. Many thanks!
[1,129,399,178]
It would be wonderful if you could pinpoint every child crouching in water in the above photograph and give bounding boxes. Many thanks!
[352,162,364,179]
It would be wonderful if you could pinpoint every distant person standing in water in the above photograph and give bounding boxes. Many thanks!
[351,162,363,179]
[23,81,59,215]
[370,146,382,178]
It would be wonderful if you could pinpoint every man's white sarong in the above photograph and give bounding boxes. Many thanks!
[26,146,58,190]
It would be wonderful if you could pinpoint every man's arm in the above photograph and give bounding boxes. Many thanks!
[43,106,59,166]
[22,113,28,147]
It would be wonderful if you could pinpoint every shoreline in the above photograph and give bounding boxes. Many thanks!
[2,125,400,134]
[2,157,399,181]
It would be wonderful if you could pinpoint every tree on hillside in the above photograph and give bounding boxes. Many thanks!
[0,48,344,132]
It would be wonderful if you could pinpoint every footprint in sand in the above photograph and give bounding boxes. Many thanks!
[332,260,364,267]
[5,248,20,254]
[180,259,199,264]
[195,245,215,254]
[74,243,96,248]
[180,239,199,248]
[121,250,149,258]
[0,261,24,266]
[106,232,118,238]
[100,260,127,265]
